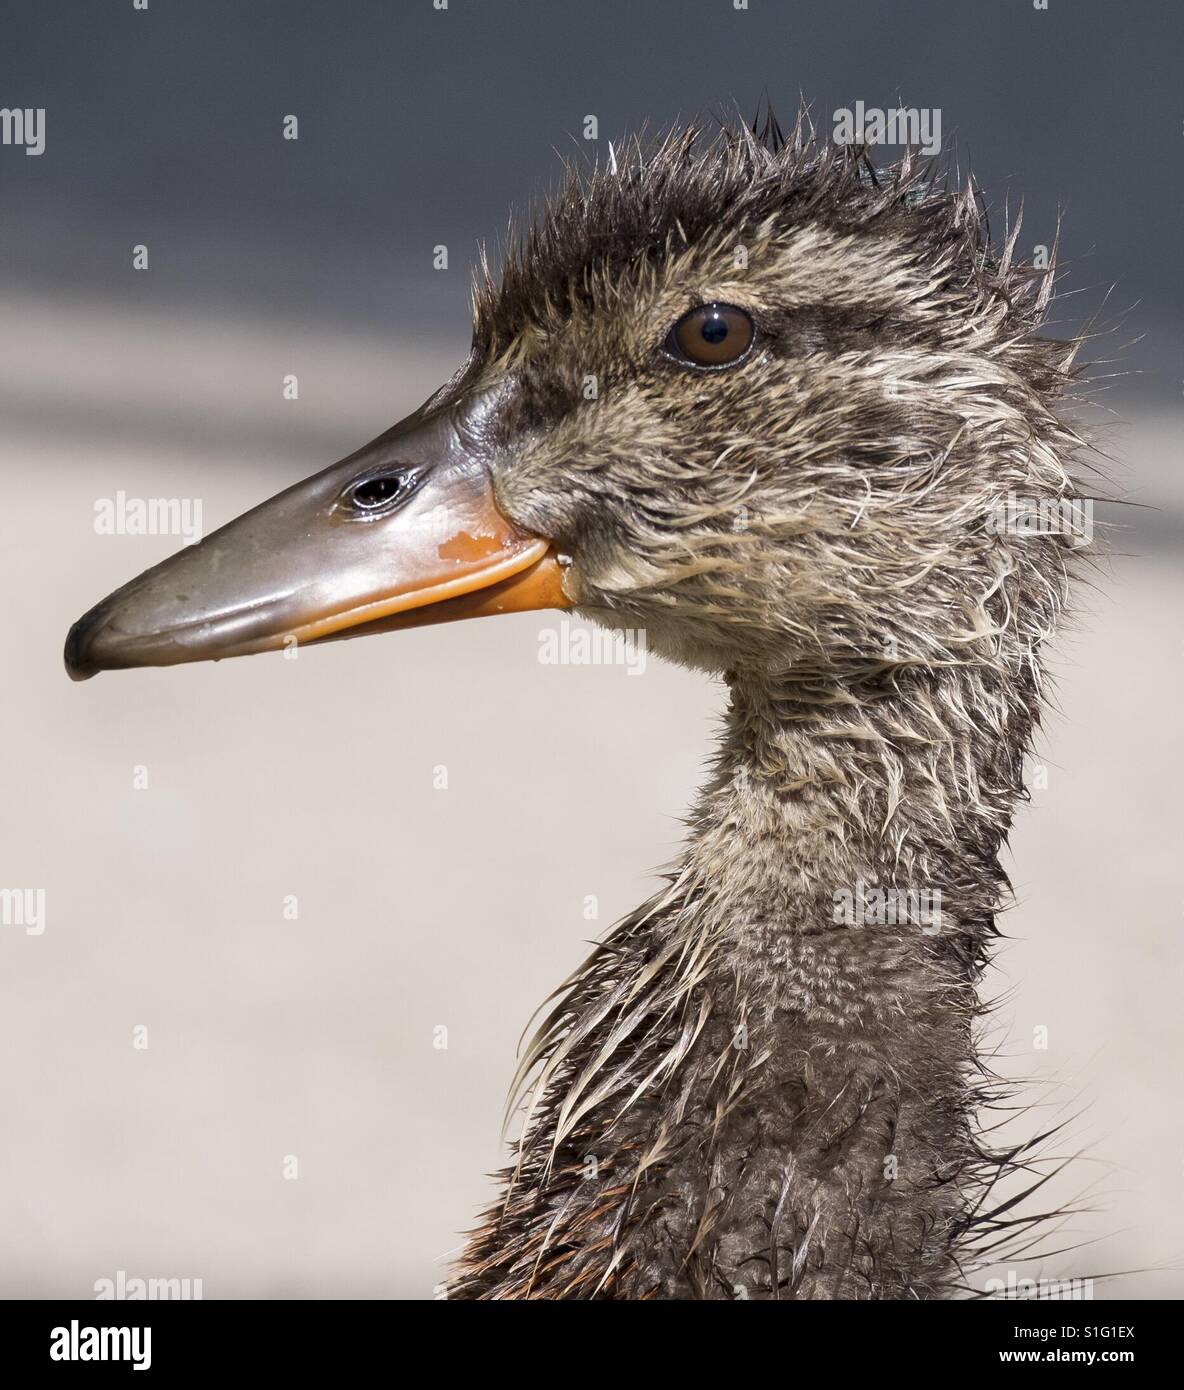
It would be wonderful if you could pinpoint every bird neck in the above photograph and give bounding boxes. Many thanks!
[458,659,1038,1297]
[599,659,1033,1296]
[684,660,1031,971]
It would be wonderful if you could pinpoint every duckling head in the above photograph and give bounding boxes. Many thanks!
[65,113,1086,686]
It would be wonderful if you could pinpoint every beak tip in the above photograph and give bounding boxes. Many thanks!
[64,615,101,682]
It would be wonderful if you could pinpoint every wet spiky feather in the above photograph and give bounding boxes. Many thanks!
[448,108,1095,1299]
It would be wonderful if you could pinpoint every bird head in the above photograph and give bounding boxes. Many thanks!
[65,114,1084,686]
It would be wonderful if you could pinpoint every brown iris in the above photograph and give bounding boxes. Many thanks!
[665,303,755,368]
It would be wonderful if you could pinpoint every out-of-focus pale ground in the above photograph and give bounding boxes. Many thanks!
[1,294,1181,1299]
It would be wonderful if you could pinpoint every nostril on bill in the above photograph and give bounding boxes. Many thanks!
[347,469,420,515]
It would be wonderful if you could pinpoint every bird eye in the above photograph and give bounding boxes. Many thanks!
[346,469,421,516]
[664,303,755,368]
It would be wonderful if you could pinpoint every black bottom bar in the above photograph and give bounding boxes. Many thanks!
[0,1295,1166,1376]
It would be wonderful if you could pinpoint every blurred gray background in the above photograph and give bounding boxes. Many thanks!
[1,0,1181,1298]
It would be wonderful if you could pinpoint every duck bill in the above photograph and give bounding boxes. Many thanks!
[64,387,569,680]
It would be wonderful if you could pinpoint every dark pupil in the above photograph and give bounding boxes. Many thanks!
[700,315,728,344]
[353,474,406,509]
